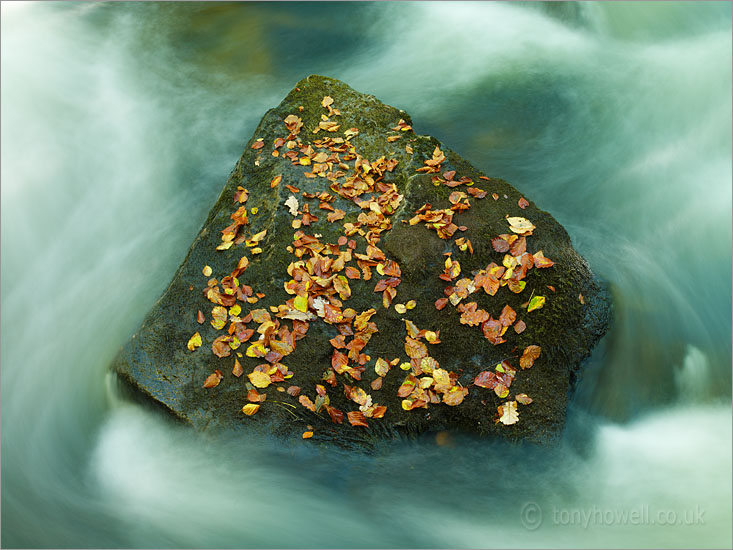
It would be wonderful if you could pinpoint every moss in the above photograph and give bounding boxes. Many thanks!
[111,75,610,446]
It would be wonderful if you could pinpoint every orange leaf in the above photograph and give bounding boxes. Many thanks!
[513,319,527,334]
[518,197,529,209]
[347,410,368,427]
[520,345,541,369]
[302,431,314,439]
[232,358,244,377]
[203,370,223,388]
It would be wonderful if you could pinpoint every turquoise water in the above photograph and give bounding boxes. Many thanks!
[2,2,731,548]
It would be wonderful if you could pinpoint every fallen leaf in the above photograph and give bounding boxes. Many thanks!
[196,310,205,324]
[527,295,546,312]
[516,393,533,405]
[285,195,299,216]
[270,175,282,188]
[232,358,244,377]
[203,265,213,277]
[520,345,541,369]
[241,403,260,415]
[203,369,223,388]
[533,251,555,268]
[248,370,271,388]
[497,400,519,425]
[506,216,535,235]
[513,319,526,334]
[518,197,529,209]
[321,96,334,108]
[302,431,314,439]
[287,386,301,396]
[187,332,202,351]
[347,410,368,427]
[498,305,517,327]
[579,293,585,305]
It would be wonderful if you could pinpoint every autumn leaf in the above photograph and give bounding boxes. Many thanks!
[374,358,390,377]
[443,386,468,406]
[497,400,519,425]
[579,293,585,305]
[212,335,232,358]
[520,345,541,369]
[270,175,282,188]
[498,305,517,327]
[248,370,271,388]
[241,403,260,415]
[203,370,223,389]
[187,332,202,351]
[533,251,555,268]
[286,385,301,397]
[474,370,498,389]
[232,358,244,377]
[211,306,228,330]
[494,383,509,398]
[302,431,314,439]
[202,265,212,277]
[196,310,205,324]
[516,393,533,405]
[321,96,334,108]
[435,297,449,310]
[405,337,428,359]
[518,197,529,209]
[299,395,316,412]
[347,410,369,427]
[506,216,535,235]
[527,295,546,312]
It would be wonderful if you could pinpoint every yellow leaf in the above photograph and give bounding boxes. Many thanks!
[302,431,314,439]
[216,241,234,251]
[394,303,407,314]
[229,304,242,317]
[498,400,519,425]
[406,300,417,310]
[187,332,202,351]
[527,295,546,313]
[202,265,212,277]
[399,362,412,371]
[251,207,259,215]
[293,294,308,312]
[374,358,390,377]
[241,403,260,416]
[248,370,271,388]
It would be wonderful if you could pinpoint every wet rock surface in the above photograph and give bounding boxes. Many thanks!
[112,75,610,445]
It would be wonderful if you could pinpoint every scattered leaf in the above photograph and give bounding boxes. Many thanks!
[203,265,213,277]
[520,345,541,369]
[302,431,314,439]
[518,197,529,209]
[241,403,260,415]
[232,358,244,377]
[527,295,546,313]
[187,332,202,351]
[248,370,271,388]
[203,370,223,389]
[497,400,519,425]
[516,393,533,405]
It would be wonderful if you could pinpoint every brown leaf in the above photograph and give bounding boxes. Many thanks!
[499,305,517,327]
[203,370,223,388]
[515,393,533,405]
[232,358,244,377]
[513,319,527,334]
[299,395,316,412]
[326,406,344,424]
[196,310,205,324]
[518,197,529,209]
[347,410,369,427]
[520,345,541,369]
[286,385,301,396]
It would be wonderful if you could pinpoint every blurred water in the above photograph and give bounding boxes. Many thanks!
[2,2,731,548]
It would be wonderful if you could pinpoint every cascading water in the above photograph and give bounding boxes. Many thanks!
[2,2,730,548]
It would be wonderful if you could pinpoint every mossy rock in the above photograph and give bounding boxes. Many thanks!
[111,75,610,446]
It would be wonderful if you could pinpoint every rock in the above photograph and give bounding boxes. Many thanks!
[111,75,610,445]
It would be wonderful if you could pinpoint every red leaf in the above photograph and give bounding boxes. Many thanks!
[518,197,529,209]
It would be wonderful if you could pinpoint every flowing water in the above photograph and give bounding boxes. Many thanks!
[2,2,731,548]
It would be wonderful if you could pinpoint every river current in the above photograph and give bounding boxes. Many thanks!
[2,2,731,548]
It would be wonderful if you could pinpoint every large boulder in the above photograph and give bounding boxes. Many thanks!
[112,75,609,444]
